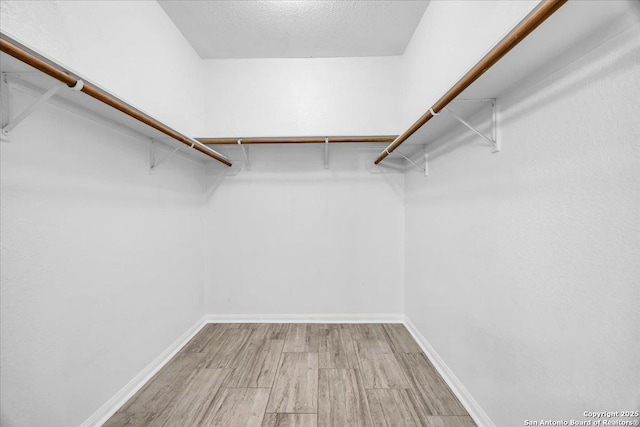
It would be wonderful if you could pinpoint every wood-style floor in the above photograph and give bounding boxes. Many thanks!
[105,323,475,427]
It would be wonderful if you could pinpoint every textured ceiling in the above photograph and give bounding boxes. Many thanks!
[157,1,429,59]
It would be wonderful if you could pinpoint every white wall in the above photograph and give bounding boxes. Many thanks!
[404,6,640,427]
[204,145,405,316]
[400,0,538,129]
[1,3,212,425]
[201,56,401,137]
[0,0,204,135]
[200,55,406,316]
[0,83,207,426]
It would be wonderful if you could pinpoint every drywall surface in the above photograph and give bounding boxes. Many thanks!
[0,0,204,135]
[201,56,401,137]
[400,0,538,129]
[404,13,640,426]
[204,145,404,316]
[0,90,207,426]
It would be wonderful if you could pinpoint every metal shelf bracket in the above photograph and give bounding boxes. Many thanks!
[424,152,429,176]
[397,148,428,177]
[1,79,65,137]
[324,137,329,169]
[149,138,180,173]
[238,139,251,170]
[443,99,499,153]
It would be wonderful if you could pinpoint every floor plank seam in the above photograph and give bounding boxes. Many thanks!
[104,323,475,427]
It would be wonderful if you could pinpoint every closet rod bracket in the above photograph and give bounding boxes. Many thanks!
[1,80,65,136]
[424,151,429,176]
[396,147,428,176]
[324,137,329,169]
[238,139,251,170]
[149,138,180,173]
[443,98,499,153]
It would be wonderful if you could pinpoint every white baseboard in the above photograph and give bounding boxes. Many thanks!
[403,316,495,427]
[204,313,405,323]
[80,316,207,427]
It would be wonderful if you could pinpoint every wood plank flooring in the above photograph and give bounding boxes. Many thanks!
[105,323,475,427]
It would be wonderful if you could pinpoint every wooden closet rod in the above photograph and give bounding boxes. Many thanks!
[0,35,232,167]
[375,0,568,165]
[199,136,397,145]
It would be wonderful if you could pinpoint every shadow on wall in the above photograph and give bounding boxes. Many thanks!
[200,143,406,203]
[0,88,214,208]
[500,18,640,126]
[202,167,228,200]
[493,4,640,107]
[424,19,640,165]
